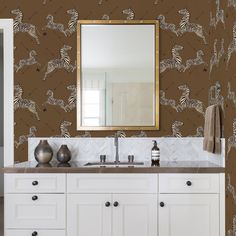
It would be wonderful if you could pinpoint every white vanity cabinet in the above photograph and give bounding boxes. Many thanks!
[67,194,112,236]
[159,174,225,236]
[4,174,66,236]
[67,174,158,236]
[4,172,225,236]
[158,194,219,236]
[67,194,157,236]
[112,194,158,236]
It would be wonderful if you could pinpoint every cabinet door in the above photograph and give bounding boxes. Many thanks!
[159,194,219,236]
[113,194,158,236]
[67,194,112,236]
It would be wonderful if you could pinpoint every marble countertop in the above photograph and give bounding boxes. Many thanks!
[2,161,225,173]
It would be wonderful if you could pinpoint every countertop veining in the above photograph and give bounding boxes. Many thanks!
[2,161,225,173]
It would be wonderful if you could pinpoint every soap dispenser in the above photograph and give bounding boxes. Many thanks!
[151,140,160,166]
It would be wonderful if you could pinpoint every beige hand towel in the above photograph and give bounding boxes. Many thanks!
[203,105,222,153]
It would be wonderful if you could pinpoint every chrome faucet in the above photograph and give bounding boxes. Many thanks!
[114,133,119,163]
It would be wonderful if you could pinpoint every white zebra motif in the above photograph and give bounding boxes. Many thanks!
[64,85,77,112]
[228,82,236,107]
[107,131,126,138]
[14,126,37,148]
[227,119,236,156]
[122,8,135,20]
[176,84,205,116]
[102,14,110,20]
[160,45,185,73]
[11,9,40,44]
[184,50,205,72]
[228,0,236,9]
[15,50,40,72]
[65,9,79,36]
[54,121,72,138]
[14,85,40,120]
[157,15,178,35]
[188,126,204,137]
[116,131,126,138]
[44,15,67,36]
[227,173,236,204]
[44,90,68,111]
[209,39,225,75]
[160,90,178,110]
[131,131,147,137]
[177,9,207,44]
[14,46,17,71]
[227,22,236,68]
[76,131,91,138]
[227,214,236,236]
[43,45,76,80]
[210,0,225,28]
[208,81,224,113]
[166,121,183,137]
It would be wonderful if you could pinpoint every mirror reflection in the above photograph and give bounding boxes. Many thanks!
[78,22,159,129]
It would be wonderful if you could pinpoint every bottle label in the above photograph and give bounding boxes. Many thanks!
[152,150,160,161]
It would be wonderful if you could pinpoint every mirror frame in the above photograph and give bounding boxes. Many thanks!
[77,20,159,131]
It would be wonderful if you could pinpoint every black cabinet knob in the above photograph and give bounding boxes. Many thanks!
[32,231,38,236]
[32,195,38,201]
[105,201,110,207]
[160,202,165,207]
[186,181,192,186]
[113,201,119,207]
[32,181,38,186]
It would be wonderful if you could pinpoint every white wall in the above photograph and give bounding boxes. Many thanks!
[0,31,3,196]
[0,147,3,196]
[2,19,14,167]
[0,31,3,146]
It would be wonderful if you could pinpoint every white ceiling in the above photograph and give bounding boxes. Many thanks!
[81,24,155,70]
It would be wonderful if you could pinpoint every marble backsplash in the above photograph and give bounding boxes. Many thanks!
[28,137,225,167]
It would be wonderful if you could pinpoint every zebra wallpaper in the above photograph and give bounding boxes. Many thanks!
[0,0,235,233]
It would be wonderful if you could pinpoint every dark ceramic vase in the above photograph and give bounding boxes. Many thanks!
[57,145,71,163]
[34,140,53,164]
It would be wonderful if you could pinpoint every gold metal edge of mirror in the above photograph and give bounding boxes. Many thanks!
[76,126,160,131]
[77,20,158,24]
[76,20,160,131]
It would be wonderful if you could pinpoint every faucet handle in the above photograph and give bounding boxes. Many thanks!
[100,155,106,163]
[128,155,134,163]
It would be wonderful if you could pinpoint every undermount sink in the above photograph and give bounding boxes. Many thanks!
[84,161,144,167]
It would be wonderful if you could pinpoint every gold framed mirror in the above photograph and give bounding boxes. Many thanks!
[77,20,159,131]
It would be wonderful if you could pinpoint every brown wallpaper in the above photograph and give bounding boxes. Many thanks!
[0,0,236,233]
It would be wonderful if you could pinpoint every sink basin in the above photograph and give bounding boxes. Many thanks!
[84,161,144,167]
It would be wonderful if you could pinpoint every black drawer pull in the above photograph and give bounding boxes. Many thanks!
[113,201,119,207]
[186,181,192,186]
[160,202,165,207]
[32,181,38,186]
[105,201,111,207]
[32,231,38,236]
[32,196,38,201]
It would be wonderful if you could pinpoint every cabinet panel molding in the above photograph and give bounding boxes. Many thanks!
[5,174,66,193]
[67,174,158,193]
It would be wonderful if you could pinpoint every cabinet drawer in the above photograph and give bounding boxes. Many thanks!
[5,194,65,229]
[159,174,219,193]
[4,174,66,193]
[67,174,158,193]
[5,230,65,236]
